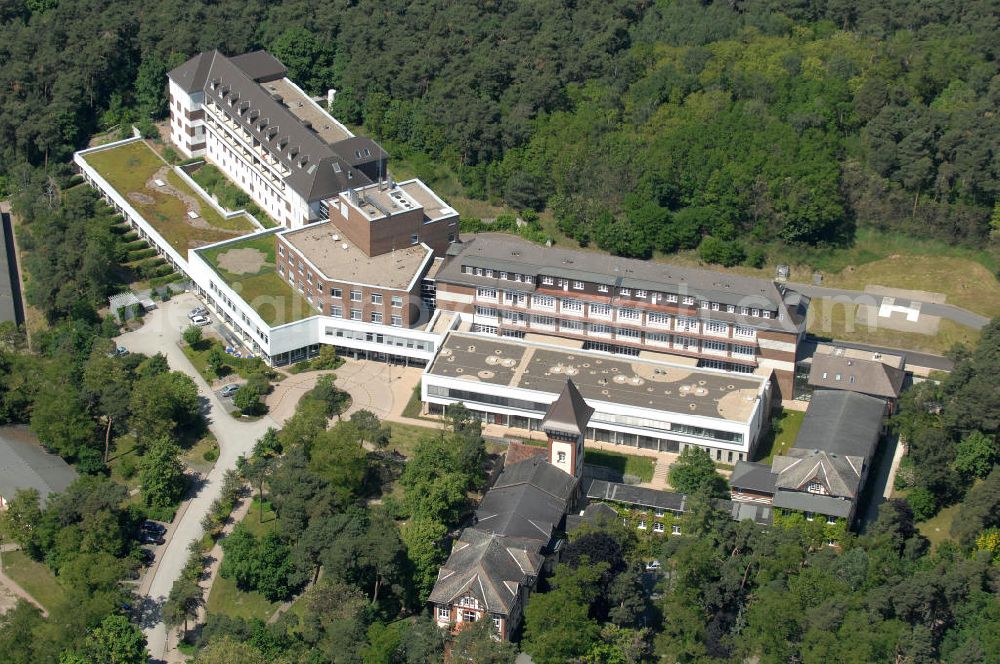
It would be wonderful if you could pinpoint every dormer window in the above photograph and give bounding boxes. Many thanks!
[807,482,825,495]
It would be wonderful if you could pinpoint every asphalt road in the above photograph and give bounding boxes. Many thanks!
[788,282,991,330]
[117,292,276,662]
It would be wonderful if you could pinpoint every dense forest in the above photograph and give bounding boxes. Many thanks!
[2,0,1000,261]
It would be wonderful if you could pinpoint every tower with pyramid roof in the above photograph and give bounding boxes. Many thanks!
[541,379,594,479]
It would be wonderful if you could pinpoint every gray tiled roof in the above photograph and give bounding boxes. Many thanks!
[772,448,866,498]
[772,490,853,519]
[435,234,807,331]
[808,354,906,399]
[541,380,594,436]
[474,456,576,541]
[492,455,577,503]
[793,390,885,459]
[0,426,77,504]
[427,529,543,614]
[729,461,778,494]
[584,478,686,512]
[168,51,382,202]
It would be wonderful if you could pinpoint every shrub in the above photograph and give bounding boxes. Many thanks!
[698,236,746,267]
[234,385,264,416]
[182,326,203,347]
[906,487,939,521]
[118,455,137,480]
[203,446,219,462]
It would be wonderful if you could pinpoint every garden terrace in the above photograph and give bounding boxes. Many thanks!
[80,140,257,255]
[198,233,314,327]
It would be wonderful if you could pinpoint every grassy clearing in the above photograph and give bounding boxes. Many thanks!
[818,254,1000,318]
[206,575,281,622]
[755,409,806,464]
[807,298,981,355]
[584,449,655,482]
[243,498,278,538]
[83,140,256,254]
[198,234,315,326]
[182,432,218,476]
[386,421,442,457]
[918,502,960,550]
[2,550,64,611]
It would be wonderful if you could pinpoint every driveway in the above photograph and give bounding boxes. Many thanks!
[116,292,277,662]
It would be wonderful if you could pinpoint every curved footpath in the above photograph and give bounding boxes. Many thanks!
[116,293,276,663]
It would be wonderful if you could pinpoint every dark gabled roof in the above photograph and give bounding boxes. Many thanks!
[0,426,77,504]
[435,235,805,331]
[474,483,567,541]
[772,448,865,498]
[808,354,906,399]
[230,50,287,82]
[793,390,885,459]
[427,529,544,615]
[168,51,378,202]
[493,455,577,503]
[334,136,390,167]
[584,478,686,512]
[541,380,594,437]
[729,461,777,494]
[772,490,853,519]
[474,456,576,541]
[167,50,217,94]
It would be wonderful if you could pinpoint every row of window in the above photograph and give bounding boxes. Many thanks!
[477,291,761,338]
[463,265,535,285]
[209,281,269,344]
[324,305,403,326]
[325,327,433,352]
[463,265,780,318]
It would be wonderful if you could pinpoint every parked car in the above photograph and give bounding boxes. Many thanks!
[645,559,662,571]
[188,306,208,319]
[107,345,128,358]
[191,314,211,326]
[139,529,165,546]
[220,383,242,398]
[142,520,166,535]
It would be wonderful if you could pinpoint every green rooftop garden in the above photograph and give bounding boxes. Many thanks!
[82,140,257,254]
[199,233,316,326]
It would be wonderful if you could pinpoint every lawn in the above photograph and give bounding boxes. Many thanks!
[2,550,65,612]
[584,449,655,483]
[182,337,277,381]
[198,234,315,326]
[182,432,219,476]
[918,502,960,550]
[82,140,257,254]
[386,421,441,457]
[243,497,278,538]
[206,575,281,622]
[755,409,806,464]
[807,298,981,355]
